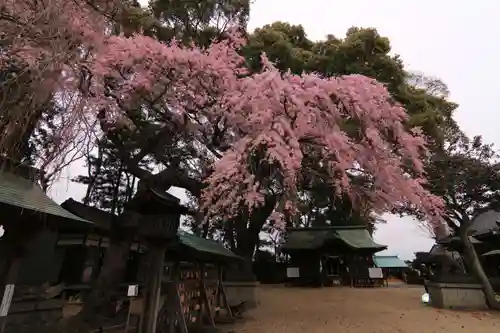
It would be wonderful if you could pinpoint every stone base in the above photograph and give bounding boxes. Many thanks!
[224,281,259,309]
[426,281,488,310]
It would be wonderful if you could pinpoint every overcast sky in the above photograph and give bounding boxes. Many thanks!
[50,0,500,260]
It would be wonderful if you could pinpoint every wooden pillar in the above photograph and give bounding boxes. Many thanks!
[347,256,353,288]
[140,241,166,333]
[199,264,215,327]
[215,264,233,321]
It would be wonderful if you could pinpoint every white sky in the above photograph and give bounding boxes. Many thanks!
[49,0,500,260]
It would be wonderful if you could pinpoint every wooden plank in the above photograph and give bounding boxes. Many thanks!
[217,265,233,321]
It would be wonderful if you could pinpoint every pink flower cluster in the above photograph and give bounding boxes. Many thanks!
[1,0,444,228]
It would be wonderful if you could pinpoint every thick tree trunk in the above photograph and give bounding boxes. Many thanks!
[62,238,132,332]
[231,196,278,280]
[459,226,500,310]
[231,238,257,282]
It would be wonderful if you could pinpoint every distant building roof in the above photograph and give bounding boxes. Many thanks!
[282,226,386,252]
[470,210,500,233]
[373,255,407,268]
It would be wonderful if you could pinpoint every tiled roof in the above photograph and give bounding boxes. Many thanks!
[0,171,90,224]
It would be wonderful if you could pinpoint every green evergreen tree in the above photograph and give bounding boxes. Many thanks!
[73,137,152,214]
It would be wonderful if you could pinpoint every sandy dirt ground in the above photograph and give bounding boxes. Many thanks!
[233,285,500,333]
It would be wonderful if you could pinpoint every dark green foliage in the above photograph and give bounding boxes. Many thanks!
[245,23,459,150]
[72,138,147,214]
[426,135,500,232]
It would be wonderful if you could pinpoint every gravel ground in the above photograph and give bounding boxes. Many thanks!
[233,285,500,333]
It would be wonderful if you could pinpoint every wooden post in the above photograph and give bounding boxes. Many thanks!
[216,264,233,321]
[140,242,166,333]
[124,300,132,333]
[347,256,353,288]
[199,264,215,327]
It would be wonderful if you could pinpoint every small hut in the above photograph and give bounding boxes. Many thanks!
[61,187,186,333]
[156,231,242,333]
[373,255,408,284]
[281,226,387,287]
[434,211,500,290]
[0,162,91,284]
[0,159,92,331]
[473,220,500,290]
[55,199,241,333]
[57,198,147,291]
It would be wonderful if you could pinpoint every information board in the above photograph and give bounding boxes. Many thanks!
[368,267,383,279]
[286,267,300,278]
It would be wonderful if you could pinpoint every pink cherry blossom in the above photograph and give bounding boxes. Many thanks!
[1,0,444,229]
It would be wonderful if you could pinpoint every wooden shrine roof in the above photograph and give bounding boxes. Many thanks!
[472,228,500,244]
[168,231,242,263]
[59,199,239,262]
[281,226,386,253]
[0,171,91,226]
[61,198,114,230]
[124,185,190,215]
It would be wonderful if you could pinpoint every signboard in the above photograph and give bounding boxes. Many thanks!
[286,267,300,278]
[0,284,15,317]
[368,267,383,279]
[127,285,139,297]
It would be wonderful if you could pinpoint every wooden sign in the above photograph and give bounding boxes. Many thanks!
[127,285,139,297]
[286,267,300,278]
[0,284,15,317]
[368,267,383,279]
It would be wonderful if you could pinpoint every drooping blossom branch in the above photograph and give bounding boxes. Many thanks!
[1,0,444,229]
